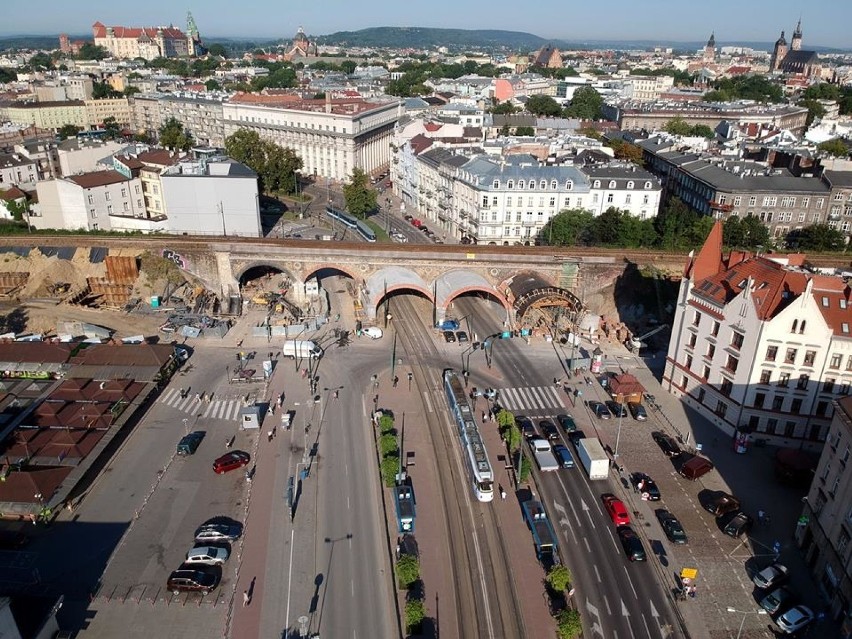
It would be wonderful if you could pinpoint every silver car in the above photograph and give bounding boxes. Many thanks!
[194,523,242,543]
[185,545,230,565]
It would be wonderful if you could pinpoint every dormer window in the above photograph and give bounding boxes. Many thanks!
[644,181,652,189]
[493,180,500,188]
[518,180,525,189]
[539,180,546,190]
[566,180,573,190]
[550,180,557,190]
[593,180,601,188]
[608,180,616,189]
[507,180,514,189]
[627,181,635,189]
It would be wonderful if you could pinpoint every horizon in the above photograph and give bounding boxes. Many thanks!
[2,0,851,49]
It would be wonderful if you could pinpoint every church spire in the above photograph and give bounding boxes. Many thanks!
[791,19,803,50]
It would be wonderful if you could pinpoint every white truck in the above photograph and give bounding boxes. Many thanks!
[282,340,323,359]
[529,438,559,472]
[577,437,609,480]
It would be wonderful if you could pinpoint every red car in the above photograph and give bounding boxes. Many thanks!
[213,451,250,474]
[602,493,631,526]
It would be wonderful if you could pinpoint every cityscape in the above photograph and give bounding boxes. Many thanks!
[1,8,852,639]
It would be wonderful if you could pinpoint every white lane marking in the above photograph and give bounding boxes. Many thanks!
[584,537,591,553]
[421,390,433,413]
[545,386,564,406]
[202,401,215,418]
[604,595,612,615]
[594,563,602,583]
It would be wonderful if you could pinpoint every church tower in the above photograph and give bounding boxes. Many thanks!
[703,32,716,62]
[770,31,788,72]
[791,19,803,51]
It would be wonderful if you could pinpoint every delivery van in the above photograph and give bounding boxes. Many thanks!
[282,340,323,359]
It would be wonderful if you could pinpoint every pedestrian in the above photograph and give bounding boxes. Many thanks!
[482,411,487,423]
[243,590,250,606]
[758,510,765,525]
[500,485,506,500]
[267,430,273,443]
[270,405,275,416]
[225,437,232,449]
[393,376,399,388]
[688,585,696,598]
[333,389,339,400]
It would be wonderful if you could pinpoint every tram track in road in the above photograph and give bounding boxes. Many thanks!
[395,296,524,639]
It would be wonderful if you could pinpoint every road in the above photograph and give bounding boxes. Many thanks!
[452,296,688,639]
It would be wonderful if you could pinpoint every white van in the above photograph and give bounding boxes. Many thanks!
[282,340,323,359]
[363,327,383,339]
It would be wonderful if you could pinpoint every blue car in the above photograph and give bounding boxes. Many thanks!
[553,444,574,468]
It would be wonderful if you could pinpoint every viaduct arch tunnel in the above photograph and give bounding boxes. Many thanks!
[503,272,585,331]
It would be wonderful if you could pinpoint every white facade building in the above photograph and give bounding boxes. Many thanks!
[222,95,402,181]
[160,157,260,237]
[664,222,851,451]
[584,165,663,219]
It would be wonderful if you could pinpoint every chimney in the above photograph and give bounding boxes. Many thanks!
[325,92,332,114]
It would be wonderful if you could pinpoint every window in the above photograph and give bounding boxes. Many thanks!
[105,192,111,202]
[550,180,557,190]
[762,196,777,207]
[566,180,573,190]
[625,194,631,204]
[797,374,810,390]
[715,401,728,418]
[824,378,836,393]
[841,382,851,395]
[785,421,797,438]
[121,188,127,198]
[707,344,716,359]
[785,348,797,364]
[778,373,790,387]
[754,393,766,408]
[791,319,798,333]
[831,354,842,369]
[772,395,784,410]
[87,194,94,205]
[816,198,824,209]
[702,365,711,379]
[644,181,652,189]
[733,196,742,206]
[593,194,599,203]
[482,196,489,207]
[693,311,701,326]
[760,370,772,384]
[507,180,514,189]
[711,321,720,337]
[687,333,697,348]
[766,418,778,434]
[791,398,803,413]
[627,181,635,189]
[549,197,555,207]
[765,345,778,361]
[593,180,600,188]
[643,194,650,205]
[518,180,525,189]
[106,204,113,214]
[749,196,757,206]
[802,197,809,208]
[804,350,816,366]
[608,180,616,189]
[731,332,744,349]
[720,379,733,396]
[685,354,693,369]
[539,180,546,190]
[492,196,498,206]
[725,354,738,372]
[607,193,614,203]
[697,388,706,404]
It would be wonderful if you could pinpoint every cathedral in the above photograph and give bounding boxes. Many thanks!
[769,20,821,78]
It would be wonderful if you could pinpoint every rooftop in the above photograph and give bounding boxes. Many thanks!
[228,94,395,117]
[66,170,129,189]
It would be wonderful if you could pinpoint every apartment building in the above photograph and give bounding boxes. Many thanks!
[796,395,852,630]
[583,165,662,219]
[130,93,163,139]
[609,101,809,134]
[222,95,402,181]
[0,152,39,191]
[665,222,852,451]
[158,94,226,146]
[622,75,675,102]
[85,98,132,128]
[160,157,260,237]
[4,101,88,131]
[56,138,128,176]
[113,147,186,220]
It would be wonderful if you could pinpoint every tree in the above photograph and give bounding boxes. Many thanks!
[664,117,692,136]
[102,116,121,139]
[798,99,827,127]
[224,129,303,194]
[496,409,521,451]
[380,456,399,487]
[395,554,420,589]
[723,215,770,250]
[57,124,82,140]
[546,565,572,592]
[379,433,399,457]
[525,94,561,117]
[204,78,221,91]
[611,141,644,165]
[77,42,109,60]
[690,124,715,139]
[818,139,850,158]
[343,168,378,219]
[490,101,519,115]
[123,86,140,97]
[541,209,595,246]
[788,224,845,252]
[340,60,358,75]
[92,81,121,99]
[518,454,532,482]
[404,599,426,632]
[514,126,535,136]
[25,52,54,71]
[654,197,699,250]
[563,86,602,120]
[206,43,227,58]
[0,68,16,83]
[556,609,583,639]
[159,117,194,151]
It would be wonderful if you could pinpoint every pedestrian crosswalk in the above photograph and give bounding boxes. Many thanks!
[496,385,566,414]
[159,388,243,421]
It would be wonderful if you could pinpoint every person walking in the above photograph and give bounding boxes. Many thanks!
[500,485,506,500]
[243,590,250,606]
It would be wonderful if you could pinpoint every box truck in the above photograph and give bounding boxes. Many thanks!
[577,437,609,480]
[282,340,323,359]
[529,438,559,472]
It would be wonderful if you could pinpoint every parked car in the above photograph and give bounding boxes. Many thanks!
[185,545,230,565]
[194,522,242,543]
[177,431,205,456]
[759,586,795,615]
[678,455,714,480]
[213,451,251,474]
[652,431,682,458]
[516,415,536,439]
[567,430,587,449]
[602,493,631,526]
[655,509,687,544]
[0,529,30,549]
[605,400,628,418]
[720,510,753,537]
[616,526,647,561]
[455,331,469,343]
[630,472,661,500]
[775,605,814,634]
[627,402,647,421]
[442,331,456,343]
[588,401,611,420]
[553,444,574,468]
[362,326,384,339]
[701,491,741,517]
[539,419,559,442]
[556,413,577,433]
[166,565,220,594]
[753,563,790,590]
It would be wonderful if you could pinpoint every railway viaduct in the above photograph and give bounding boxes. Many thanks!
[0,236,691,323]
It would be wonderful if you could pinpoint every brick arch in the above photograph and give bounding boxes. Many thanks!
[441,284,511,313]
[366,267,434,313]
[434,269,510,311]
[234,261,298,285]
[301,263,361,283]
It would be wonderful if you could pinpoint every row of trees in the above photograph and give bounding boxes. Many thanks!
[491,87,604,122]
[704,75,784,104]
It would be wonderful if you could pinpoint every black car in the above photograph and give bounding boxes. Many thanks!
[630,473,661,501]
[443,331,456,343]
[539,420,559,442]
[567,430,587,449]
[616,526,647,561]
[516,415,536,439]
[556,414,577,433]
[177,431,205,456]
[606,401,628,418]
[759,586,795,615]
[720,510,753,537]
[652,431,682,458]
[456,331,469,343]
[655,509,687,544]
[627,402,647,421]
[588,401,611,420]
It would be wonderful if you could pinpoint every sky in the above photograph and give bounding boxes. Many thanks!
[3,0,852,48]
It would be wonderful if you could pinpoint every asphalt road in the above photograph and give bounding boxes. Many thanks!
[452,297,688,639]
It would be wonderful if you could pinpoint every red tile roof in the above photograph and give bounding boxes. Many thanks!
[685,220,723,280]
[0,186,26,201]
[66,170,129,189]
[0,465,72,505]
[92,22,186,40]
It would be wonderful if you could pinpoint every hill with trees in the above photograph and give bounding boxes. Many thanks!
[316,27,549,50]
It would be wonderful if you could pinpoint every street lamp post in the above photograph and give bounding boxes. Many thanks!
[726,607,767,639]
[614,397,625,459]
